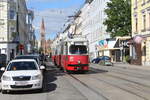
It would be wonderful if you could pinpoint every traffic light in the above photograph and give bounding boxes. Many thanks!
[19,44,24,50]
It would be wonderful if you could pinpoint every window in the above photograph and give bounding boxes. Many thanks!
[7,61,38,71]
[135,18,138,32]
[134,0,137,9]
[69,45,87,54]
[142,0,145,6]
[0,19,4,25]
[143,15,146,31]
[9,10,16,19]
[149,13,150,29]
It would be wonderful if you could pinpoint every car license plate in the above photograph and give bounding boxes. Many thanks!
[105,62,111,65]
[15,81,28,86]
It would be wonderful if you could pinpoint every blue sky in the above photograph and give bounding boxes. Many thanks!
[27,0,85,40]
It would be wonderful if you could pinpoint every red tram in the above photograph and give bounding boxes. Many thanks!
[52,35,89,73]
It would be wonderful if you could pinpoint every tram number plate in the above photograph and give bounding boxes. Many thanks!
[77,67,81,70]
[15,81,28,86]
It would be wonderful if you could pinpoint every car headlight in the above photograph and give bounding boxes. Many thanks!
[32,75,41,80]
[2,75,11,81]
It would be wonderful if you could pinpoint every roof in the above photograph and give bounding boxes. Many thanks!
[64,34,88,42]
[10,59,36,63]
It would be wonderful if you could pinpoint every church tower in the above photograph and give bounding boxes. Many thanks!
[40,18,46,54]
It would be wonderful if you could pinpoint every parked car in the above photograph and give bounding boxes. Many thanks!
[0,54,7,68]
[45,55,50,61]
[99,56,113,66]
[0,59,45,94]
[91,56,103,64]
[15,55,42,66]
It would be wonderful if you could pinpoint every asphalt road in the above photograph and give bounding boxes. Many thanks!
[1,61,150,100]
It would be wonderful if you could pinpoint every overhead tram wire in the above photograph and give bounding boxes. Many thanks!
[1,1,140,18]
[0,9,70,20]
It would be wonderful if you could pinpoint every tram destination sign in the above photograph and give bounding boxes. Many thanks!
[74,42,83,45]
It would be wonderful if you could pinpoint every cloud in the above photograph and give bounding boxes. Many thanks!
[33,7,78,40]
[26,0,84,40]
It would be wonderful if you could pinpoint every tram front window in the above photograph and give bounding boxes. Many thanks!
[69,45,87,54]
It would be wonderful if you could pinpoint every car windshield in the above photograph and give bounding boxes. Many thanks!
[15,56,39,63]
[69,45,87,54]
[7,61,38,71]
[102,56,111,60]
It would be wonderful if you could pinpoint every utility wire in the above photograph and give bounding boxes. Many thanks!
[0,11,71,21]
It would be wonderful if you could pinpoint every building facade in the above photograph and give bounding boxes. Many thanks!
[0,0,31,61]
[45,39,52,56]
[79,0,110,60]
[0,0,18,61]
[131,0,150,65]
[17,0,28,54]
[27,10,35,53]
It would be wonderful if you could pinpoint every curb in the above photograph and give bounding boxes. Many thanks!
[114,63,150,70]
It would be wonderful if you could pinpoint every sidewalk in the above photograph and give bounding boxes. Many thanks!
[113,62,150,70]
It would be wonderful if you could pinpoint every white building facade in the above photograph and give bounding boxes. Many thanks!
[79,0,110,60]
[27,10,35,53]
[0,0,29,61]
[0,0,18,61]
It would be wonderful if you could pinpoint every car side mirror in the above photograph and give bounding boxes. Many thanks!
[40,66,45,70]
[0,67,5,71]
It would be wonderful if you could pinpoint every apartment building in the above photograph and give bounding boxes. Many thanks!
[0,0,29,61]
[131,0,150,65]
[27,10,35,53]
[79,0,110,60]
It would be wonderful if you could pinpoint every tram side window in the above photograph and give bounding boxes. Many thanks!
[65,44,68,55]
[55,50,57,55]
[61,46,63,54]
[69,45,87,54]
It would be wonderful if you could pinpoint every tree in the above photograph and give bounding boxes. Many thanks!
[103,0,131,37]
[39,47,43,54]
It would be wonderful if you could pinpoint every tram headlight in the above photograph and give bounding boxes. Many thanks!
[78,60,81,64]
[70,57,74,61]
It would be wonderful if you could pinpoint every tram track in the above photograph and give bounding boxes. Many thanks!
[90,64,150,89]
[91,68,150,89]
[94,76,149,100]
[90,69,150,100]
[54,64,150,100]
[65,73,109,100]
[91,64,150,79]
[65,72,149,100]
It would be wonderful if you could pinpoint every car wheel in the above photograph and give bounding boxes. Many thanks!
[37,85,44,93]
[36,89,42,93]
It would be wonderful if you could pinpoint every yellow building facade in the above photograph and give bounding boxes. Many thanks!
[132,0,150,65]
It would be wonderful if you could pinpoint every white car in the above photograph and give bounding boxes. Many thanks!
[1,59,45,94]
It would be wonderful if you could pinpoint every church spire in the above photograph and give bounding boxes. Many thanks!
[40,18,46,54]
[40,18,45,35]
